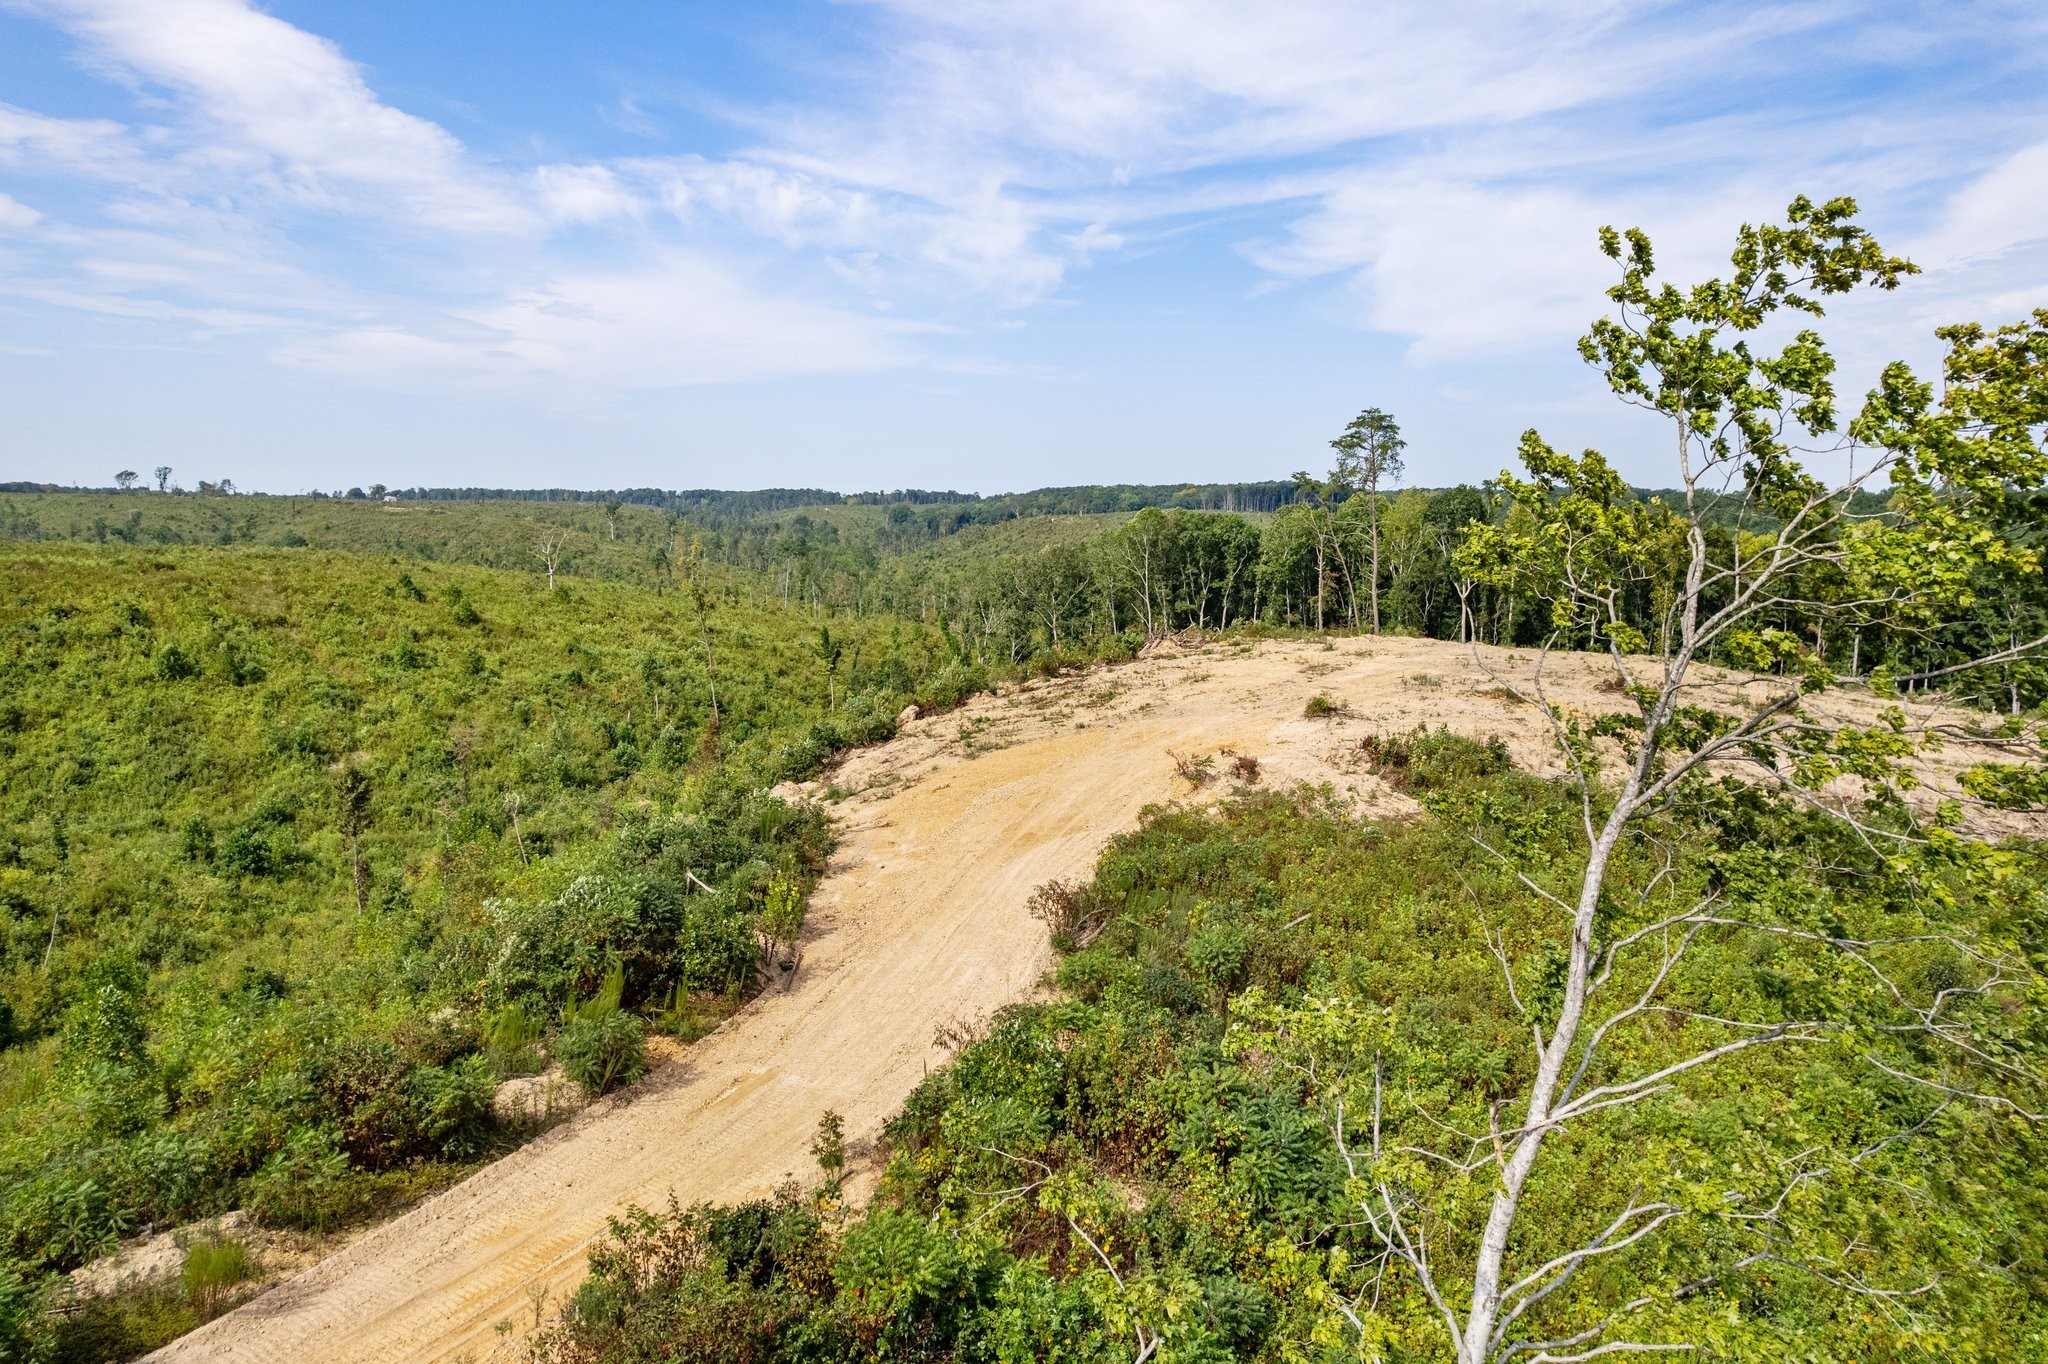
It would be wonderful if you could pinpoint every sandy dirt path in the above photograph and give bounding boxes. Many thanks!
[151,636,2000,1363]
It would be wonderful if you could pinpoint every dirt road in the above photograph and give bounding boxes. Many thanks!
[151,637,1992,1362]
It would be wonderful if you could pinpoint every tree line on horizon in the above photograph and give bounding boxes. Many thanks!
[0,477,1310,520]
[3,461,2032,712]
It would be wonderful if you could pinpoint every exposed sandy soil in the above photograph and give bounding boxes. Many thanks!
[149,636,2022,1364]
[68,1211,365,1305]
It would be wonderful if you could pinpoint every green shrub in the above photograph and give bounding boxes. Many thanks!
[766,730,834,783]
[318,1039,492,1169]
[1139,963,1203,1014]
[485,1001,542,1079]
[1184,920,1249,994]
[0,1261,49,1364]
[555,1011,646,1095]
[214,823,283,879]
[153,644,197,681]
[245,1127,355,1231]
[0,533,902,1278]
[176,815,213,863]
[1359,724,1512,791]
[915,660,987,712]
[48,1288,201,1363]
[531,1194,822,1361]
[810,1110,845,1179]
[828,690,899,746]
[832,1210,985,1350]
[1053,947,1134,1003]
[59,961,148,1069]
[760,872,805,949]
[181,1234,253,1317]
[1302,691,1347,718]
[214,638,264,686]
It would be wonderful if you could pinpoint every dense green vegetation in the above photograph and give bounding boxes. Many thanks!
[0,538,980,1357]
[29,390,2046,696]
[528,750,2048,1362]
[12,472,2034,710]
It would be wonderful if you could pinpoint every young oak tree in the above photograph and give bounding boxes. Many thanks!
[1299,198,2047,1362]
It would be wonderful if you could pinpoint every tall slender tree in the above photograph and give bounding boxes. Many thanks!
[1329,407,1406,633]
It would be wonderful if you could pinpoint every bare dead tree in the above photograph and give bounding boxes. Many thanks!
[538,531,564,590]
[505,791,529,865]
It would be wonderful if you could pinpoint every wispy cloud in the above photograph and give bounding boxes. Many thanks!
[1,0,2045,408]
[0,190,41,229]
[10,0,529,230]
[283,253,925,398]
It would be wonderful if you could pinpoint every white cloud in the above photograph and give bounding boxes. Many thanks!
[647,158,882,249]
[284,255,918,395]
[0,190,41,229]
[1912,140,2048,267]
[1242,163,1798,362]
[534,164,642,226]
[861,0,1663,168]
[0,103,146,181]
[1250,178,1619,358]
[625,156,1071,304]
[0,0,940,388]
[12,0,530,231]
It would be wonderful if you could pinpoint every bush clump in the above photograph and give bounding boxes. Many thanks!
[153,644,198,681]
[181,1234,254,1318]
[914,660,988,712]
[1302,691,1349,718]
[1360,724,1512,792]
[556,1011,647,1096]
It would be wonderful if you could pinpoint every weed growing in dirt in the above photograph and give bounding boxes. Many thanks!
[1027,878,1106,951]
[181,1235,254,1318]
[1302,691,1350,718]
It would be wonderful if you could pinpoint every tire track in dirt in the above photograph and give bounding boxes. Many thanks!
[152,637,1994,1362]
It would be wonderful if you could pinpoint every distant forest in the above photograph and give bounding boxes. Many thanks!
[0,476,2005,705]
[0,479,1309,519]
[0,476,1883,527]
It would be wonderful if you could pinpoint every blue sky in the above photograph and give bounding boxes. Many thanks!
[1,0,2045,495]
